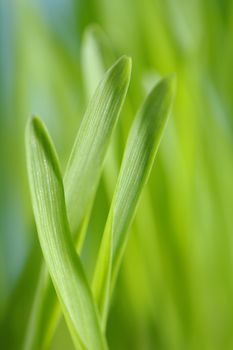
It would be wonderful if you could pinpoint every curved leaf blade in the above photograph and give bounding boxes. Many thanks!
[65,55,132,239]
[26,117,107,350]
[92,75,176,325]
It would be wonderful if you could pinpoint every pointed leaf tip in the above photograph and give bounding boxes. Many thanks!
[117,55,132,73]
[157,73,176,100]
[106,55,132,92]
[26,116,61,182]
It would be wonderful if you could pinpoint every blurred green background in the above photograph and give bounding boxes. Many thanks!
[1,0,233,349]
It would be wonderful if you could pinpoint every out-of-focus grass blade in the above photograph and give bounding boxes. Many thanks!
[80,25,120,203]
[23,265,60,350]
[26,117,107,350]
[80,25,136,204]
[24,56,131,350]
[92,76,176,326]
[81,25,115,98]
[0,244,41,350]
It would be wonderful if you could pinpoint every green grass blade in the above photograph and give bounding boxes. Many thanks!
[111,75,176,282]
[92,76,176,325]
[91,212,113,327]
[26,117,107,350]
[23,266,60,350]
[24,56,131,349]
[65,55,132,240]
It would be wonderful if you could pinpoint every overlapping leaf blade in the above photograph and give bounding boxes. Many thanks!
[24,56,131,349]
[65,55,131,240]
[26,117,107,350]
[92,76,176,325]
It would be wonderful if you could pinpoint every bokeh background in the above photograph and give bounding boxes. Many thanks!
[1,0,233,349]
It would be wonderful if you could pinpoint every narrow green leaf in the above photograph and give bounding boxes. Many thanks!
[23,265,59,350]
[65,55,132,240]
[92,76,176,325]
[24,56,131,349]
[92,212,113,326]
[26,117,107,350]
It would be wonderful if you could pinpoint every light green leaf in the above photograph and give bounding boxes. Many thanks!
[92,212,113,327]
[65,55,132,241]
[26,116,107,350]
[92,76,176,325]
[24,55,131,350]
